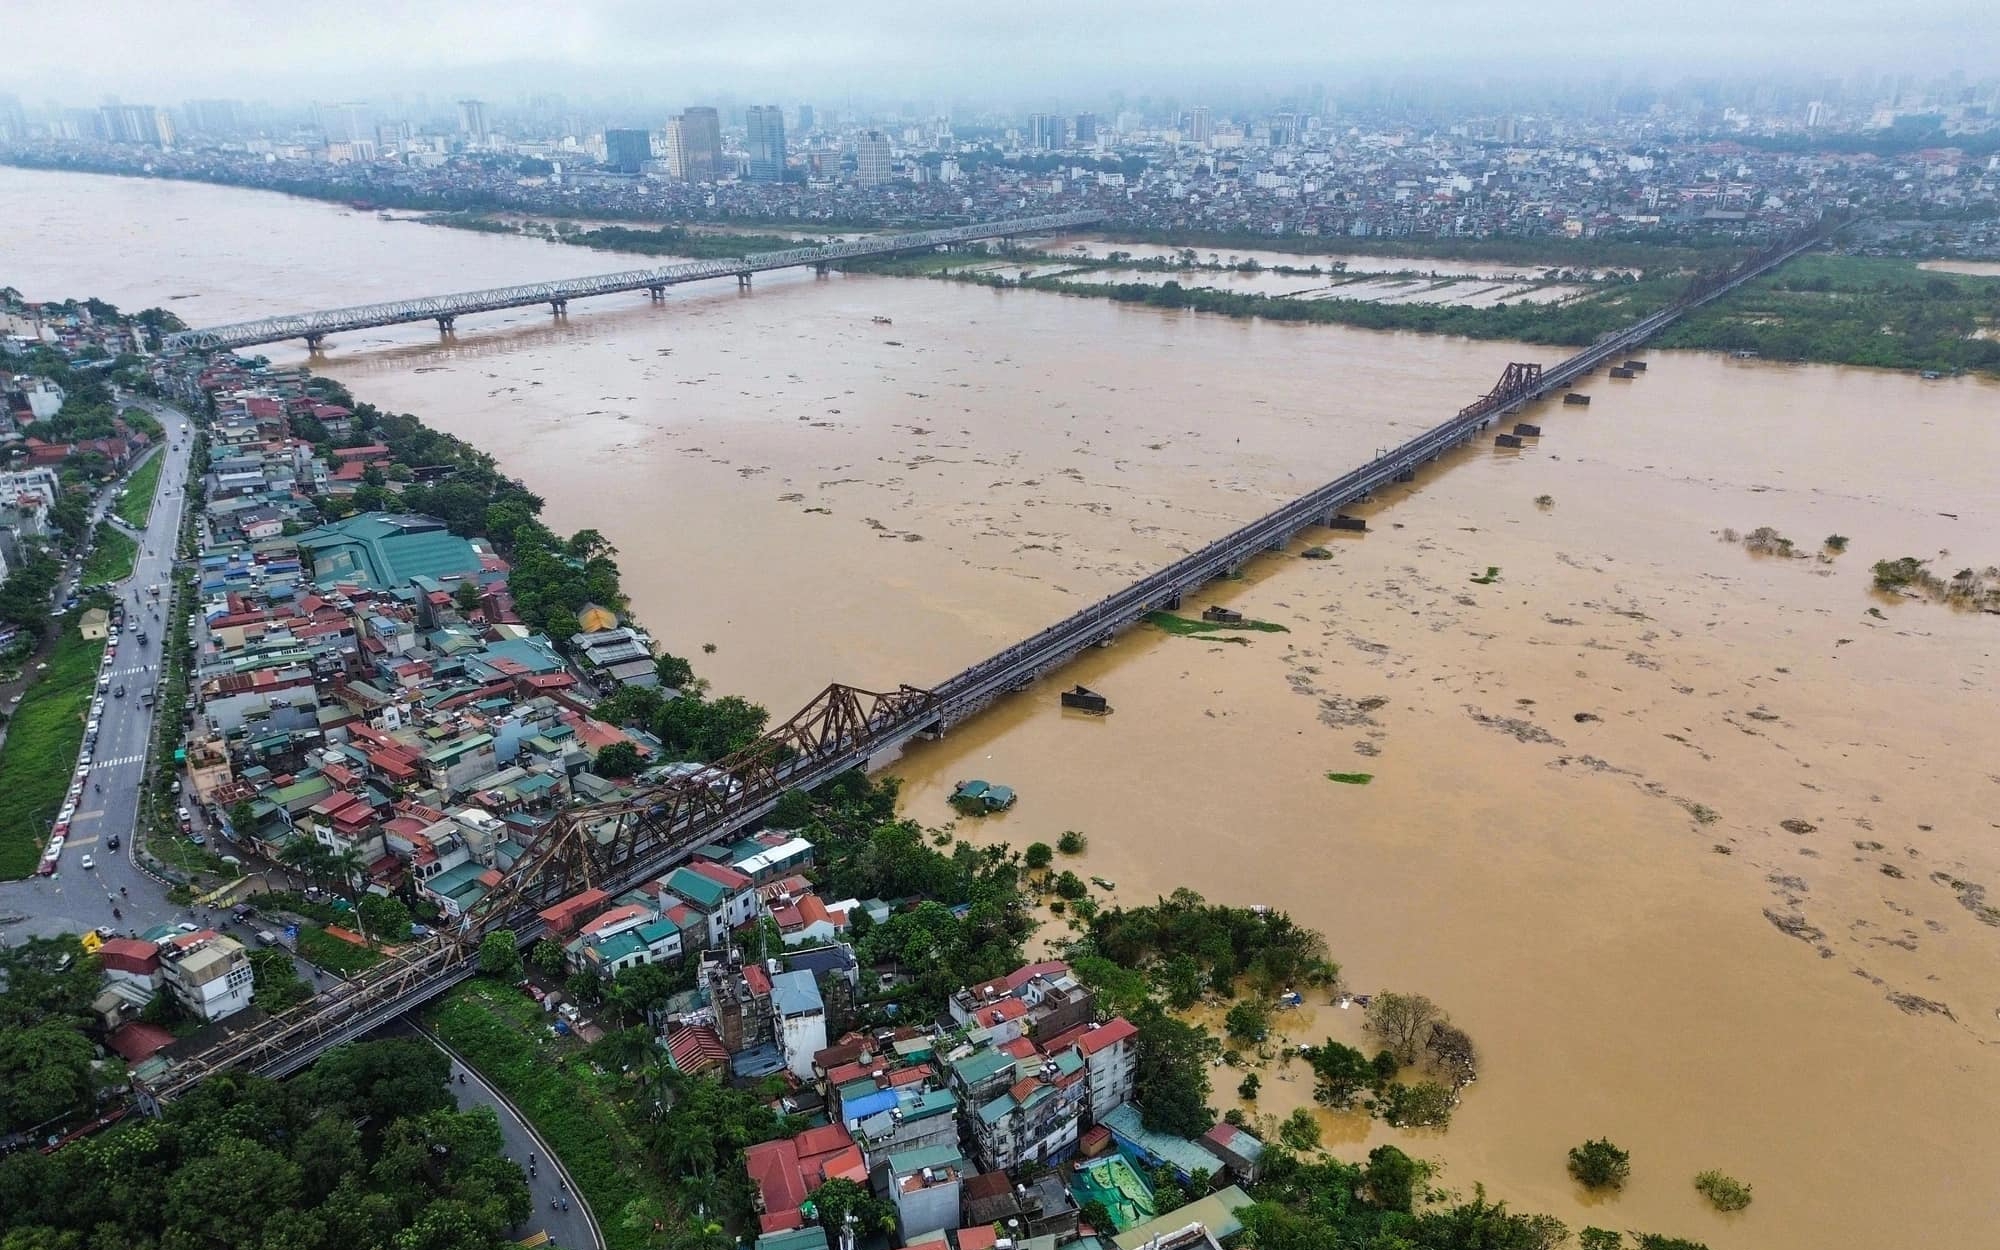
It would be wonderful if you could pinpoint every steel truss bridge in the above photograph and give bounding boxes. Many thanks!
[158,210,1106,353]
[139,219,1834,1107]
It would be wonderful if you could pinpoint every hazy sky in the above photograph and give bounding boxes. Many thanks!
[10,0,1998,106]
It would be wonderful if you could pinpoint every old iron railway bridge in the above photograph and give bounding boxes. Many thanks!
[158,211,1105,352]
[139,218,1832,1106]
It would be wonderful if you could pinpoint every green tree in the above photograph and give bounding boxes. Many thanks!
[654,652,695,690]
[1057,829,1088,855]
[1380,1080,1456,1129]
[1024,841,1054,870]
[1579,1230,1624,1250]
[1156,953,1206,1009]
[809,1176,898,1239]
[477,930,523,979]
[1306,1040,1373,1108]
[769,787,814,829]
[1237,1072,1261,1101]
[531,939,567,978]
[1225,998,1270,1045]
[593,741,644,778]
[358,894,413,943]
[1692,1169,1752,1212]
[228,798,259,836]
[1568,1138,1632,1191]
[0,1020,100,1133]
[1279,1107,1322,1152]
[543,609,582,646]
[1052,870,1087,899]
[1130,1000,1217,1137]
[1366,1144,1425,1213]
[453,580,483,612]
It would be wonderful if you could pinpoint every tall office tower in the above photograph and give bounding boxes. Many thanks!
[1267,111,1297,147]
[853,130,892,185]
[457,99,489,144]
[796,104,815,133]
[318,101,372,143]
[1189,105,1213,143]
[744,105,786,181]
[667,106,722,181]
[184,98,243,136]
[1028,112,1064,150]
[1072,112,1097,145]
[151,107,176,149]
[603,127,652,173]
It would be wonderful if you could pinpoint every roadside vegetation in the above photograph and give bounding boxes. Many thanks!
[0,625,103,877]
[1145,609,1290,637]
[114,449,165,528]
[0,1037,533,1250]
[81,522,136,585]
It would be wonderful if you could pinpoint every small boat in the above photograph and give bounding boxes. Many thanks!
[871,315,893,325]
[1060,684,1110,714]
[1091,876,1117,890]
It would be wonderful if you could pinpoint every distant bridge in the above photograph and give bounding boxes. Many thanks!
[159,210,1106,352]
[139,219,1833,1106]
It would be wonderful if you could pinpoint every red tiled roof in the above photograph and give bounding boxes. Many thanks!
[1078,1016,1138,1055]
[106,1021,176,1063]
[666,1024,729,1075]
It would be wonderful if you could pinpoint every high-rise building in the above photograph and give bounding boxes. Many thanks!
[318,101,372,144]
[796,104,815,133]
[1189,105,1213,143]
[1028,112,1064,150]
[744,105,786,181]
[457,99,489,144]
[603,127,652,174]
[1072,112,1097,145]
[666,106,722,181]
[97,105,170,147]
[184,98,243,136]
[854,130,892,186]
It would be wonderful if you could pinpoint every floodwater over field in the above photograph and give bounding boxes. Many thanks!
[1037,234,1591,280]
[7,165,2000,1250]
[1918,258,2000,278]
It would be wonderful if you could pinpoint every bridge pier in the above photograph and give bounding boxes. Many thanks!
[435,315,455,334]
[302,333,324,353]
[647,285,665,301]
[736,272,753,289]
[814,262,829,277]
[549,299,567,316]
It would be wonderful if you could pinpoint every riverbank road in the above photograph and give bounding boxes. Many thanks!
[0,401,197,943]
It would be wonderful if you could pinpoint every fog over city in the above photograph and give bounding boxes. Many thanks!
[12,0,1999,102]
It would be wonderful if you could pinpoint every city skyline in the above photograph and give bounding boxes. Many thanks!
[8,0,1999,104]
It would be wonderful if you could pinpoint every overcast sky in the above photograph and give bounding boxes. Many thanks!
[10,0,1998,107]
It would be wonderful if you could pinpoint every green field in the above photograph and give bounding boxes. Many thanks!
[296,925,384,975]
[115,452,165,528]
[0,626,106,877]
[428,978,669,1250]
[83,523,137,585]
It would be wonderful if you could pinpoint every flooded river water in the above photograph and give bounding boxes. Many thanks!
[6,165,1999,1249]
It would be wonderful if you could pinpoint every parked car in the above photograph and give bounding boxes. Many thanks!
[80,854,95,870]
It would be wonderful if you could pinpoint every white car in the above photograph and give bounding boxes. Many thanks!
[80,854,95,870]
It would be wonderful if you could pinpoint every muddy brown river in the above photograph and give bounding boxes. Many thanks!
[6,165,1998,1248]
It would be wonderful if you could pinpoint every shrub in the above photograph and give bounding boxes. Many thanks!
[1224,999,1270,1044]
[1057,830,1088,855]
[1278,1107,1322,1152]
[1693,1169,1752,1211]
[1237,1072,1261,1100]
[1380,1080,1456,1128]
[1823,534,1848,552]
[1053,870,1088,900]
[1872,556,1926,589]
[1567,1138,1632,1190]
[1025,841,1054,870]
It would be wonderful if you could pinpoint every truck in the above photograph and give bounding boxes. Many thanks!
[140,688,156,708]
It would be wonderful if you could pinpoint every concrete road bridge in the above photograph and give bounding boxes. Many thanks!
[159,211,1105,352]
[138,218,1835,1107]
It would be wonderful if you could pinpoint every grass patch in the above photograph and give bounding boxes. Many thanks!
[1326,772,1375,785]
[83,523,138,585]
[1144,610,1289,637]
[1469,566,1501,584]
[152,834,229,877]
[429,978,670,1250]
[115,452,165,528]
[296,925,384,975]
[0,626,105,877]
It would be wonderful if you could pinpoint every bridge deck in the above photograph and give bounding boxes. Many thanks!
[141,220,1832,1103]
[160,211,1104,352]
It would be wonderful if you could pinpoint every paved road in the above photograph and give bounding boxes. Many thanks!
[0,399,196,944]
[385,1021,603,1250]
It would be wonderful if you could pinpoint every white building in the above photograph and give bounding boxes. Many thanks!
[771,968,826,1080]
[159,931,255,1022]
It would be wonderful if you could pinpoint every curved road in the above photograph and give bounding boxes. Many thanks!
[386,1021,602,1250]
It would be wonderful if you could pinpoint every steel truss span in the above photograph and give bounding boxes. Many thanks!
[160,211,1106,352]
[140,217,1835,1105]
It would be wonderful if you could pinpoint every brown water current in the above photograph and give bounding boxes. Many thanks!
[6,164,1999,1249]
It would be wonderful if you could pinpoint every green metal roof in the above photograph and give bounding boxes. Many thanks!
[293,512,482,591]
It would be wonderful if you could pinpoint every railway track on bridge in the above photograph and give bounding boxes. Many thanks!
[140,217,1835,1106]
